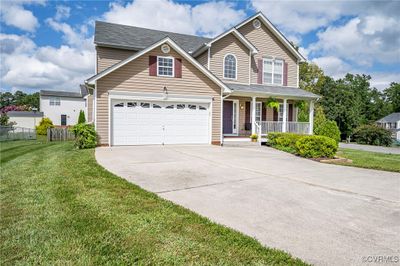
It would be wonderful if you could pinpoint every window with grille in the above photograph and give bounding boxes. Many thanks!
[157,56,174,77]
[263,58,283,85]
[223,54,237,79]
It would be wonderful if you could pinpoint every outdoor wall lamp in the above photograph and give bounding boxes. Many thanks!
[240,103,244,110]
[163,86,168,100]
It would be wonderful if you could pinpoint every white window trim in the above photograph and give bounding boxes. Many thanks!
[223,53,237,80]
[263,58,284,86]
[49,97,61,106]
[157,56,174,77]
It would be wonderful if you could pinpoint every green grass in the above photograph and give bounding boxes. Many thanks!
[0,140,306,265]
[334,148,400,172]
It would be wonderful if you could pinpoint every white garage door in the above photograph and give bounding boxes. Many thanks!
[112,100,210,145]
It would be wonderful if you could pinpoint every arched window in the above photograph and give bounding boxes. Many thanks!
[223,54,237,79]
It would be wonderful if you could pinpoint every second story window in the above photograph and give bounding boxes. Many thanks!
[49,97,60,106]
[223,54,237,79]
[263,58,283,85]
[157,56,174,77]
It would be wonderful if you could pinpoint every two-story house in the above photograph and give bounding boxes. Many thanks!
[86,12,319,146]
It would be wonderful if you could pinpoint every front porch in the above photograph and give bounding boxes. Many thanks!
[222,96,314,139]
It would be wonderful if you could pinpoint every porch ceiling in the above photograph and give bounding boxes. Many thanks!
[224,83,320,100]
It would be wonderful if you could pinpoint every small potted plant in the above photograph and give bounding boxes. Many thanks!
[250,133,258,142]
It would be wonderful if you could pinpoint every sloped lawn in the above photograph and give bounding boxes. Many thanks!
[0,140,306,265]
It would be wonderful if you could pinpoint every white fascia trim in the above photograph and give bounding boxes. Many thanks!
[108,90,213,103]
[235,13,305,62]
[86,37,231,94]
[206,28,258,55]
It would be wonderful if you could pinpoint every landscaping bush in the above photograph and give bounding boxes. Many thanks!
[267,132,303,153]
[295,135,338,158]
[77,110,86,124]
[71,123,97,149]
[314,120,341,143]
[35,118,54,135]
[352,125,392,146]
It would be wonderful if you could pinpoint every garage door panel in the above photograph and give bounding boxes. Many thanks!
[112,100,210,146]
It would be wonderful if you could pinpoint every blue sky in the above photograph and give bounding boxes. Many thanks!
[1,0,399,93]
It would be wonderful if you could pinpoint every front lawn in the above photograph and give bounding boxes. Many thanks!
[334,148,400,172]
[0,140,306,265]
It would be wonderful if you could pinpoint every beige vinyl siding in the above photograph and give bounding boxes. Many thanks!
[96,46,222,145]
[96,46,136,73]
[196,50,208,68]
[209,33,249,84]
[87,94,94,122]
[238,21,298,87]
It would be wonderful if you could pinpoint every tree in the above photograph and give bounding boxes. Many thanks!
[0,91,40,109]
[384,82,400,112]
[299,61,326,95]
[78,110,86,124]
[0,113,9,126]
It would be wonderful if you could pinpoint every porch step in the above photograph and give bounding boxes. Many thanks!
[222,141,261,147]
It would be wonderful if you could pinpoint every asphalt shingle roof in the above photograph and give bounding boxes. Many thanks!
[225,83,320,99]
[377,113,400,123]
[95,21,211,53]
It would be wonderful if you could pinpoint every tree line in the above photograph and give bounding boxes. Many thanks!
[299,62,399,138]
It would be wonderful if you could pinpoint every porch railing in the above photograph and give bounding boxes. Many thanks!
[258,121,310,136]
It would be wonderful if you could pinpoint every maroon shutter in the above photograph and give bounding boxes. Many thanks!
[149,56,157,76]
[257,59,263,84]
[288,104,293,121]
[262,103,267,121]
[174,58,182,78]
[283,62,288,86]
[273,108,278,121]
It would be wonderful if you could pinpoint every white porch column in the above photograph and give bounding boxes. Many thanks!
[309,100,314,134]
[282,99,287,132]
[251,96,256,134]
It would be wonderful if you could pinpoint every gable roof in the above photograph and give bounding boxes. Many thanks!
[95,21,211,53]
[7,111,44,117]
[192,28,258,57]
[377,113,400,123]
[86,37,231,93]
[235,12,305,61]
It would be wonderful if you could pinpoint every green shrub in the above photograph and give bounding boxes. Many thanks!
[71,123,97,149]
[268,133,302,148]
[0,113,9,126]
[35,118,54,135]
[314,120,341,143]
[78,110,86,124]
[295,135,338,158]
[352,125,392,146]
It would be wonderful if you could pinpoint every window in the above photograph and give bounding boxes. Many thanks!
[177,104,185,109]
[114,102,124,107]
[127,102,137,107]
[278,104,284,121]
[255,102,262,122]
[140,102,150,108]
[199,106,207,110]
[263,58,283,85]
[157,56,174,77]
[50,97,60,106]
[223,54,236,79]
[188,104,196,110]
[152,103,162,108]
[166,104,174,109]
[61,114,67,126]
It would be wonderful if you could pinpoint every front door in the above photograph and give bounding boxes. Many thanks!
[223,100,238,135]
[61,114,67,126]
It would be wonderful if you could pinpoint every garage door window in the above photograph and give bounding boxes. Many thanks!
[140,102,150,108]
[177,104,186,109]
[127,102,137,107]
[166,104,174,109]
[153,103,162,108]
[199,105,207,110]
[188,104,197,110]
[114,102,124,107]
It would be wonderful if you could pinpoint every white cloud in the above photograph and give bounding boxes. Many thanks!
[102,0,245,36]
[0,1,42,32]
[54,5,71,21]
[311,56,352,78]
[0,21,94,92]
[369,72,400,91]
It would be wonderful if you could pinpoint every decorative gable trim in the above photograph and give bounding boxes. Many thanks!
[86,37,231,93]
[192,28,258,58]
[235,12,306,62]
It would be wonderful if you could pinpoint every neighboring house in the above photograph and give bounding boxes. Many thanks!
[40,85,93,126]
[7,111,43,129]
[85,12,319,146]
[376,112,400,141]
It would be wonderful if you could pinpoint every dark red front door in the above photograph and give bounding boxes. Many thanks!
[223,101,233,134]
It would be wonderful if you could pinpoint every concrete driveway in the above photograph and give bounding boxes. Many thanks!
[96,145,400,265]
